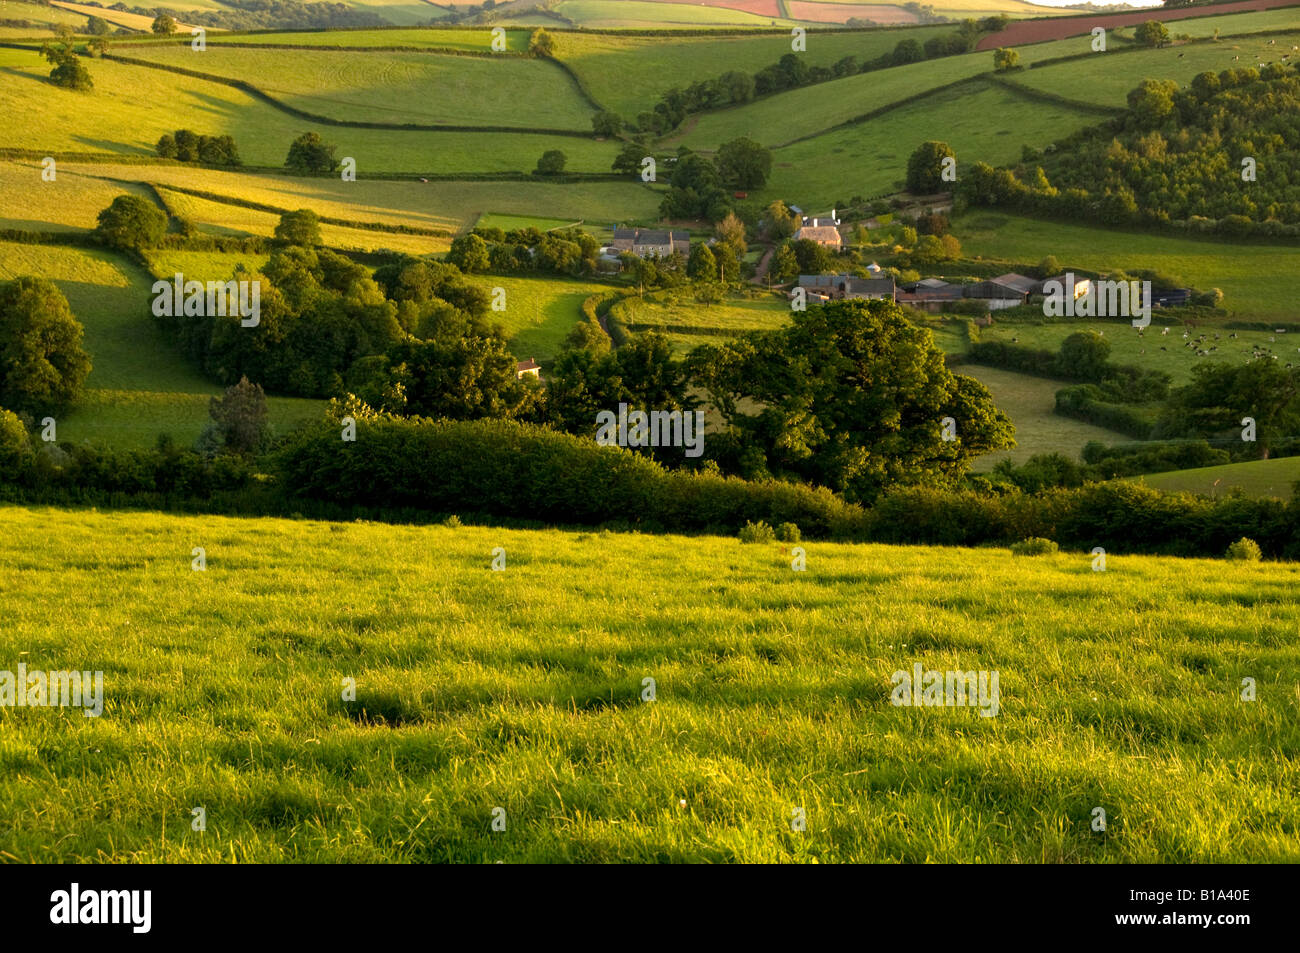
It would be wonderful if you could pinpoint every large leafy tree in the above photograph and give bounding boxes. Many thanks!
[1158,361,1300,458]
[96,194,167,250]
[687,299,1014,501]
[716,136,772,190]
[0,276,92,415]
[906,140,955,195]
[285,132,339,174]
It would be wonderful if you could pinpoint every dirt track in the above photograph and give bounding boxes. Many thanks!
[976,0,1300,51]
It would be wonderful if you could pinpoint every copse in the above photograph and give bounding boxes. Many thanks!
[152,14,177,34]
[156,129,240,166]
[0,277,92,415]
[274,209,322,247]
[285,132,338,174]
[906,141,955,195]
[41,41,92,91]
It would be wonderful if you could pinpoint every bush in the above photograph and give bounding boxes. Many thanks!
[776,521,801,543]
[739,520,776,543]
[1010,537,1058,556]
[1225,537,1262,561]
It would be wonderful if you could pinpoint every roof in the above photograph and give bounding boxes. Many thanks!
[794,225,842,244]
[843,276,896,297]
[964,279,1030,299]
[916,277,950,288]
[991,273,1038,295]
[516,359,540,372]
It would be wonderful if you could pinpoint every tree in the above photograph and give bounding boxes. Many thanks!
[156,133,178,159]
[447,233,491,274]
[86,15,112,35]
[274,209,322,247]
[716,136,772,190]
[993,47,1019,72]
[42,42,91,91]
[1158,361,1300,458]
[529,28,555,56]
[686,299,1013,501]
[612,142,643,174]
[713,243,740,283]
[765,201,801,241]
[714,212,747,256]
[95,194,166,250]
[0,276,91,415]
[204,376,269,455]
[1135,20,1170,48]
[151,14,177,35]
[0,408,32,473]
[687,242,717,281]
[591,111,622,137]
[1127,79,1178,126]
[534,149,567,175]
[892,39,923,64]
[906,141,955,194]
[285,132,338,173]
[769,243,799,283]
[1036,255,1061,279]
[1055,331,1111,381]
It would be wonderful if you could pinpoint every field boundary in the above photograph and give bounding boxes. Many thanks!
[982,74,1124,117]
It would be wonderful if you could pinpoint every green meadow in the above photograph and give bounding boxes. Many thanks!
[1133,456,1300,500]
[0,49,617,173]
[1,507,1296,862]
[470,275,619,362]
[955,212,1300,324]
[131,46,596,130]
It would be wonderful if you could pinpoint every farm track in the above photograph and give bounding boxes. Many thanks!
[976,0,1300,51]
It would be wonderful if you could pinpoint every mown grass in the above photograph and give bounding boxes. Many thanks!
[0,161,153,232]
[61,163,662,234]
[1,506,1296,862]
[0,49,618,173]
[954,211,1300,324]
[131,46,595,130]
[157,188,452,255]
[1132,456,1300,501]
[954,364,1133,467]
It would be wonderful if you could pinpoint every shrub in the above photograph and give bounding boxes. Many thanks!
[739,520,776,543]
[1010,537,1058,556]
[776,522,801,543]
[1225,537,1262,561]
[443,514,462,528]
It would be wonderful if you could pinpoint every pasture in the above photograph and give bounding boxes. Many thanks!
[469,275,619,362]
[0,49,618,173]
[954,212,1300,325]
[1133,455,1300,500]
[1,507,1297,862]
[130,46,595,130]
[954,364,1133,467]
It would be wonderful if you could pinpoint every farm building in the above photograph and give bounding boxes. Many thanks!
[794,274,895,302]
[793,224,843,249]
[515,358,541,380]
[609,227,690,257]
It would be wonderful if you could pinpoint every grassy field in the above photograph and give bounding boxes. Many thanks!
[0,161,155,232]
[46,0,206,32]
[1015,30,1300,108]
[1133,456,1300,501]
[156,188,452,255]
[955,212,1300,325]
[469,275,618,362]
[1,506,1297,862]
[201,27,533,52]
[766,81,1096,207]
[973,321,1295,386]
[0,49,617,173]
[55,163,662,234]
[131,46,595,130]
[556,26,955,119]
[956,364,1134,467]
[610,291,791,333]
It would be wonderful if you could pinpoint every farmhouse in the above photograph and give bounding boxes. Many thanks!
[609,227,690,258]
[515,358,541,380]
[793,224,842,249]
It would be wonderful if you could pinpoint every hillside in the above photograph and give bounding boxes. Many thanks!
[2,506,1297,862]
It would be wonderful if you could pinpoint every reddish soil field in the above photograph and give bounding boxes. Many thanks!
[786,1,919,24]
[976,0,1300,50]
[641,0,783,17]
